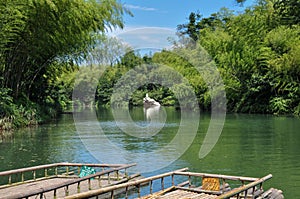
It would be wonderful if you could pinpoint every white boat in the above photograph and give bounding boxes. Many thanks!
[143,93,160,108]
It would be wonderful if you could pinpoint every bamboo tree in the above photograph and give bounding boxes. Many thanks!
[0,0,128,101]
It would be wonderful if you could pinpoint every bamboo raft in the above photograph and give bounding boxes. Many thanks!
[0,163,284,199]
[63,169,284,199]
[0,162,140,199]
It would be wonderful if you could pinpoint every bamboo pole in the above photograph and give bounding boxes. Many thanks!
[98,175,102,188]
[125,186,129,199]
[137,184,141,198]
[171,174,174,186]
[0,162,131,177]
[77,182,80,193]
[116,170,119,180]
[215,174,272,199]
[110,190,114,199]
[150,180,153,194]
[176,186,222,195]
[33,171,36,181]
[55,166,58,176]
[65,185,69,196]
[88,178,91,190]
[77,167,81,176]
[174,171,258,182]
[108,172,110,184]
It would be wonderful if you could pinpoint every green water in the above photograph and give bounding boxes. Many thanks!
[0,107,299,198]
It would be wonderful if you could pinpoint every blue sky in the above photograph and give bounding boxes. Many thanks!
[121,0,255,28]
[112,0,256,51]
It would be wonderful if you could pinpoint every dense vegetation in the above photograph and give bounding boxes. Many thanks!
[0,0,128,130]
[177,0,300,115]
[1,0,299,130]
[95,0,300,115]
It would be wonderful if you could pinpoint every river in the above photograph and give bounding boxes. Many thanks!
[0,107,299,198]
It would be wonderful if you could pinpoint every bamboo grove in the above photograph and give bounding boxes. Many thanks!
[0,0,128,129]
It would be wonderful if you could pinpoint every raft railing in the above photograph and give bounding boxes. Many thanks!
[64,168,189,199]
[64,169,272,199]
[174,171,272,198]
[0,162,137,198]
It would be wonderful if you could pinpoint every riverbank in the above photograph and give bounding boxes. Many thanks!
[0,101,57,131]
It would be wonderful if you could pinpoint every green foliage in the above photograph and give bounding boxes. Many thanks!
[96,65,128,106]
[274,0,300,25]
[0,91,43,130]
[93,46,214,110]
[294,103,300,116]
[176,0,300,115]
[177,11,202,41]
[119,51,144,68]
[0,88,14,117]
[3,0,299,128]
[269,97,291,115]
[177,8,234,41]
[0,0,129,128]
[108,62,198,109]
[0,0,127,100]
[264,26,300,74]
[73,0,300,116]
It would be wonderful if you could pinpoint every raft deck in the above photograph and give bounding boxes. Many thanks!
[0,162,139,199]
[0,164,284,199]
[64,168,283,199]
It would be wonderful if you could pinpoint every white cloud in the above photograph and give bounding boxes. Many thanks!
[110,26,176,51]
[125,4,158,11]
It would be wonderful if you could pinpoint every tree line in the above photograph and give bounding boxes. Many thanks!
[94,0,300,115]
[1,0,299,130]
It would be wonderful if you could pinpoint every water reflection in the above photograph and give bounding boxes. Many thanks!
[144,105,161,121]
[73,107,199,173]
